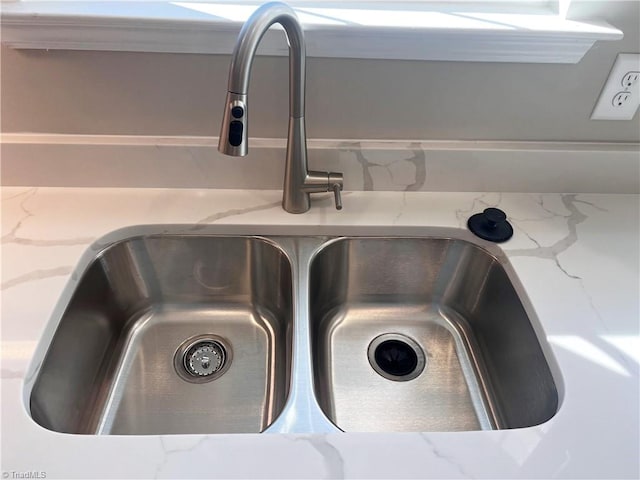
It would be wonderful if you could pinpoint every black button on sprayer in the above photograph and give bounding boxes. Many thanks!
[228,121,243,147]
[231,106,244,119]
[467,207,514,243]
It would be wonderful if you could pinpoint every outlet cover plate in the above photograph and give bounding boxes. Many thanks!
[591,53,640,120]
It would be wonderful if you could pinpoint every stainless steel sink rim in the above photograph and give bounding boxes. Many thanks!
[174,335,233,383]
[27,227,562,435]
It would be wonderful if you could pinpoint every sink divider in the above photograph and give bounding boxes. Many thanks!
[263,236,341,433]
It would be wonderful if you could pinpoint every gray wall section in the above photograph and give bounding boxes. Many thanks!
[1,1,639,141]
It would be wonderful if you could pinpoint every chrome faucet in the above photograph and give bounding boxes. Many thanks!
[218,2,343,213]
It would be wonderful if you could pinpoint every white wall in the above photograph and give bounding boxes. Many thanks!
[1,0,639,141]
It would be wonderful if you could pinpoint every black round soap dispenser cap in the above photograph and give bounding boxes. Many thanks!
[467,207,513,243]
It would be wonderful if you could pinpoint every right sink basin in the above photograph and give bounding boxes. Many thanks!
[309,237,559,433]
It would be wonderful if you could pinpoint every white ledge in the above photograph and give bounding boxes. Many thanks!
[0,2,624,63]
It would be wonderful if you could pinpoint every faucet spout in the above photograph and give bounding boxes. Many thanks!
[218,2,343,214]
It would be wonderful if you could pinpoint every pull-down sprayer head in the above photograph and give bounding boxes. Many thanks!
[218,2,305,157]
[219,92,248,156]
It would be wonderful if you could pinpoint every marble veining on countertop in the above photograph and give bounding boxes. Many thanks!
[1,187,638,479]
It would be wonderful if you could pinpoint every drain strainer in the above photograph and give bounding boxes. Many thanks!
[174,335,232,383]
[368,333,426,381]
[186,342,224,376]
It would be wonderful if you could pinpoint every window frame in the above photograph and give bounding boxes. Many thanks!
[0,1,623,63]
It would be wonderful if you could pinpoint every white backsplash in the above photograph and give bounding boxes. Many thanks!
[2,134,639,193]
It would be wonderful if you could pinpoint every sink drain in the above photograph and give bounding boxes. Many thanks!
[174,335,232,383]
[368,333,426,381]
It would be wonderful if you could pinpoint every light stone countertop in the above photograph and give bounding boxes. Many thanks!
[1,187,638,479]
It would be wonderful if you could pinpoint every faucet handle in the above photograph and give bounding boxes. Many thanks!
[332,183,343,210]
[328,172,343,211]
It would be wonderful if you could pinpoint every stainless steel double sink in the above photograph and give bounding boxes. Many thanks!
[29,227,559,435]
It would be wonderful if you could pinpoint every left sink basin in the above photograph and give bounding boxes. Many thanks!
[30,236,293,435]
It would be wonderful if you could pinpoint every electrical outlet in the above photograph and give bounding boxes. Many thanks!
[613,91,632,107]
[591,53,640,120]
[621,71,639,88]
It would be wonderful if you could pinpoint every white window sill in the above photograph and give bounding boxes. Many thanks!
[0,2,623,63]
